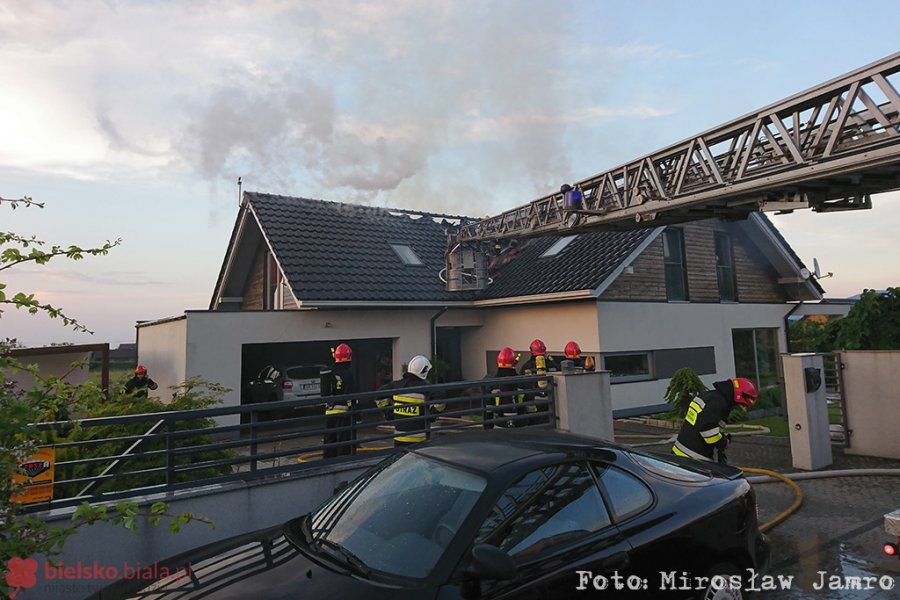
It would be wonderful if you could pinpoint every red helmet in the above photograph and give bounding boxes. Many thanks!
[497,347,516,368]
[564,341,581,359]
[333,343,352,363]
[135,365,147,375]
[529,339,546,356]
[733,378,758,408]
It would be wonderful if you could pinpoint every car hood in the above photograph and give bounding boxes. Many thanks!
[91,526,437,600]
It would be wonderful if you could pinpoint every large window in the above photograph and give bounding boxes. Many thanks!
[663,228,688,301]
[732,328,782,409]
[603,353,652,382]
[715,232,737,302]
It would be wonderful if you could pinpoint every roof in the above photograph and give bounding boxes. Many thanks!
[739,213,824,300]
[479,229,653,299]
[248,192,465,303]
[212,192,821,307]
[240,192,653,305]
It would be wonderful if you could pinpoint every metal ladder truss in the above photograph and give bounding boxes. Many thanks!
[456,52,900,244]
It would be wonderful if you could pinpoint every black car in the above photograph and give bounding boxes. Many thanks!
[95,429,769,599]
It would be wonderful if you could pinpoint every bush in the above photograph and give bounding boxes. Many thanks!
[663,368,707,419]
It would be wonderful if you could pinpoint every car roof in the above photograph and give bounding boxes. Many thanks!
[412,428,621,474]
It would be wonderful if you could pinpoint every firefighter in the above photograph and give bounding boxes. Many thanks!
[519,339,553,424]
[672,378,758,464]
[320,343,358,458]
[378,355,445,446]
[563,341,596,372]
[485,347,525,429]
[125,365,159,399]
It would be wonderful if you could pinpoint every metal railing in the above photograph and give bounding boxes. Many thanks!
[22,376,555,513]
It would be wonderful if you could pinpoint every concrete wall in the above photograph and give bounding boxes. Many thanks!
[138,299,793,417]
[136,317,187,403]
[596,301,789,413]
[33,458,379,600]
[842,351,900,460]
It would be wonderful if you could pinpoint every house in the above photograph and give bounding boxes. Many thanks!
[137,191,823,417]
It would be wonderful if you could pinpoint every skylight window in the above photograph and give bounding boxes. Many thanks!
[390,243,424,266]
[540,235,578,258]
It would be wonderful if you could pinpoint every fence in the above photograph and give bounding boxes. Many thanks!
[22,375,555,513]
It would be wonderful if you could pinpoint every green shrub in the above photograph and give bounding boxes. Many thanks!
[663,368,707,419]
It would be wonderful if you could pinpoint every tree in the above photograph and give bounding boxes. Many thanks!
[0,196,120,334]
[832,287,900,350]
[1,197,210,599]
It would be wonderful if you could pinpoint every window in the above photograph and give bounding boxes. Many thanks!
[629,451,712,483]
[715,232,737,302]
[312,452,486,578]
[540,235,578,258]
[663,229,688,301]
[390,244,424,266]
[732,328,782,409]
[263,252,281,309]
[603,353,652,382]
[593,465,653,521]
[475,463,610,560]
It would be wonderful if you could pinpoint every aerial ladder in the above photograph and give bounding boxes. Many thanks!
[445,52,900,292]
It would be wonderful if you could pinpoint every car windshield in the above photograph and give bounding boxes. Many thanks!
[309,452,486,578]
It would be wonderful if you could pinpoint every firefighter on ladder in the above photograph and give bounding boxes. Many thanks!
[484,347,526,428]
[320,343,358,458]
[672,378,758,464]
[377,355,445,446]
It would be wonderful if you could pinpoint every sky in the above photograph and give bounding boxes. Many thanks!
[1,0,899,348]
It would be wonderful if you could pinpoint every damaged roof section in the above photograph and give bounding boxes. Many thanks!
[247,192,465,303]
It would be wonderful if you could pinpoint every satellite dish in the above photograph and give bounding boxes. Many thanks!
[800,267,811,280]
[811,257,834,279]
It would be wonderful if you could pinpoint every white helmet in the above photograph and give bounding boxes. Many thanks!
[408,355,433,381]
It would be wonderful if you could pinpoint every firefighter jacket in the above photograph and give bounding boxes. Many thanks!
[484,367,525,428]
[378,373,445,444]
[518,355,554,414]
[672,380,735,461]
[320,362,358,415]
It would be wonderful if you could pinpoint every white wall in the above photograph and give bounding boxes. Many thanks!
[842,351,900,460]
[181,309,444,410]
[459,302,600,379]
[597,302,790,413]
[138,300,794,417]
[137,317,187,403]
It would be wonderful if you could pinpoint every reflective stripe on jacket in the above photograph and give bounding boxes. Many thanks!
[393,391,427,443]
[673,385,732,461]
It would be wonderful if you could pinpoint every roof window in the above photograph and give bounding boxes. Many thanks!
[540,235,578,258]
[390,244,424,266]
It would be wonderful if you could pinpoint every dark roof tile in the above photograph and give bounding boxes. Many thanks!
[246,192,653,303]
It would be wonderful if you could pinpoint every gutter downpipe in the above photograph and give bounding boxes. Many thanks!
[784,301,804,354]
[431,307,449,360]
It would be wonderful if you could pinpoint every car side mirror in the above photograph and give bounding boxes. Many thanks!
[467,544,517,581]
[333,480,349,495]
